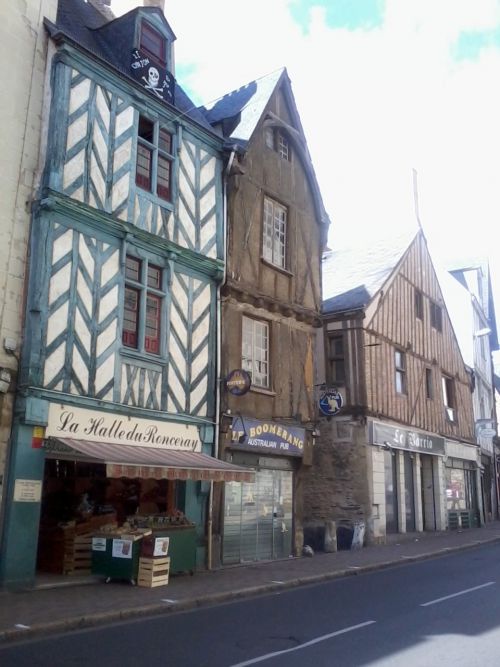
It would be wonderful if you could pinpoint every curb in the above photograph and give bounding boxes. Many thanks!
[2,535,500,645]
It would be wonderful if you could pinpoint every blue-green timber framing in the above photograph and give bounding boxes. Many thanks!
[0,22,224,587]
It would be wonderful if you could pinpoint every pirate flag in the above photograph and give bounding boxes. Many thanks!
[130,49,174,105]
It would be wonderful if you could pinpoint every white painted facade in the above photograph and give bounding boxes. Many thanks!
[0,0,57,504]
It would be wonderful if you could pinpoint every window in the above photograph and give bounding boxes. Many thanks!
[264,128,291,161]
[242,316,269,388]
[123,255,165,355]
[430,301,442,332]
[263,197,287,269]
[328,335,346,384]
[136,115,173,202]
[140,21,166,67]
[277,132,290,160]
[442,375,456,422]
[415,289,423,320]
[395,349,406,394]
[425,368,433,399]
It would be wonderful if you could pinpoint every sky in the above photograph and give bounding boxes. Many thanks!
[113,0,500,367]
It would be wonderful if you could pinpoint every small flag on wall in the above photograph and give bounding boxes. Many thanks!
[32,426,45,449]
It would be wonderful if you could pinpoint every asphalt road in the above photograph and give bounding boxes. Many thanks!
[2,543,500,666]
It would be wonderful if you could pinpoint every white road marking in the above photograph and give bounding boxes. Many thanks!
[14,624,30,629]
[161,599,178,604]
[230,620,376,666]
[420,581,495,607]
[270,580,284,584]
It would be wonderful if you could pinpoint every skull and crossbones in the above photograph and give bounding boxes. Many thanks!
[142,67,163,98]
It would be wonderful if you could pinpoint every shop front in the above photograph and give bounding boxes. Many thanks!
[0,400,251,586]
[222,417,305,564]
[444,439,482,530]
[370,420,447,538]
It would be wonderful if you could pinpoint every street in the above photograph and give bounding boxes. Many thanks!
[2,543,500,666]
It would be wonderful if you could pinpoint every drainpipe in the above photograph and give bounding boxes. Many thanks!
[207,147,236,571]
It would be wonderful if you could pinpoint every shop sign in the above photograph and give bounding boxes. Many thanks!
[112,539,133,559]
[372,421,445,456]
[46,404,201,452]
[13,479,42,502]
[231,417,305,457]
[225,369,252,396]
[92,537,107,552]
[319,389,343,416]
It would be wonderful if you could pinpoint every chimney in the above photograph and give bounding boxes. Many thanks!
[88,0,114,21]
[143,0,165,10]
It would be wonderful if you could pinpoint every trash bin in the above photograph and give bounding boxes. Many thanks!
[91,535,141,584]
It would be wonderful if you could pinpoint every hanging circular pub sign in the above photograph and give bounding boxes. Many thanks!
[225,369,252,396]
[319,388,343,417]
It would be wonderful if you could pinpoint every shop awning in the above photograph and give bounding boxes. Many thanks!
[44,438,254,483]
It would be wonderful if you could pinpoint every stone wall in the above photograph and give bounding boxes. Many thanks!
[303,415,371,546]
[0,0,57,505]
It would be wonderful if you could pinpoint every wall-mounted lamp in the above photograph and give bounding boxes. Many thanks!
[232,412,248,444]
[0,368,11,394]
[220,412,234,433]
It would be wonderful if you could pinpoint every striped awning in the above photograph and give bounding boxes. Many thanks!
[44,438,254,483]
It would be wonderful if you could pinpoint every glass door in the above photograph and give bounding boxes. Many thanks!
[384,450,398,533]
[223,469,294,564]
[404,452,416,531]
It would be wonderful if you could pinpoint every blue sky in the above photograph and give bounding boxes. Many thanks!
[290,0,385,31]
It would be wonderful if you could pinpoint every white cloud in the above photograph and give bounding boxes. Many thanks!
[112,0,500,329]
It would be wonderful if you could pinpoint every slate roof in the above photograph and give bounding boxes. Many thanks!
[322,228,418,315]
[48,0,213,132]
[202,68,285,148]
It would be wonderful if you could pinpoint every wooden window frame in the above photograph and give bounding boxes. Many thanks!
[242,316,270,388]
[262,196,287,269]
[415,288,424,320]
[136,115,174,203]
[425,367,433,400]
[442,375,456,422]
[122,254,165,356]
[328,334,346,385]
[140,21,166,67]
[264,127,291,161]
[430,301,443,332]
[395,349,407,395]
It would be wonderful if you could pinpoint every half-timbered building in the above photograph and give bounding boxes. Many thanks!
[0,0,250,587]
[304,229,480,545]
[201,69,330,564]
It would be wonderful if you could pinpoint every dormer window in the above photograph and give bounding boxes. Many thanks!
[264,127,291,161]
[140,21,166,67]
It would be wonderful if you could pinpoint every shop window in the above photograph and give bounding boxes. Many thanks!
[242,316,269,388]
[442,375,456,422]
[430,301,442,332]
[136,115,173,202]
[425,367,433,399]
[328,335,346,384]
[395,349,406,394]
[263,196,287,269]
[415,288,424,320]
[123,254,165,355]
[140,21,166,67]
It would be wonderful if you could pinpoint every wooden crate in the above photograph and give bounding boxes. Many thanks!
[137,557,170,588]
[63,535,92,575]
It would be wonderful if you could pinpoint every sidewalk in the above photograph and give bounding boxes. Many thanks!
[2,521,500,645]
